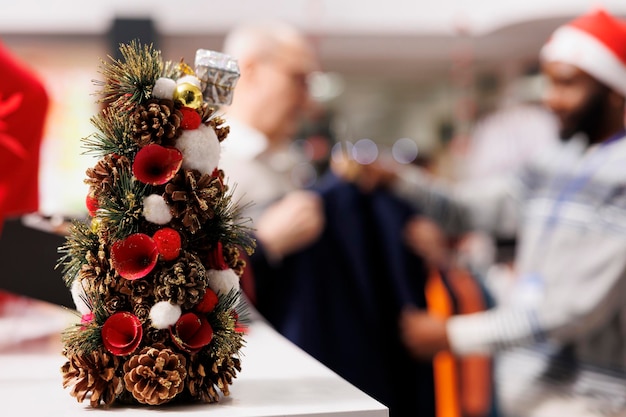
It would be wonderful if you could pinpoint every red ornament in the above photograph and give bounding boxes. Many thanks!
[195,288,218,313]
[170,312,213,353]
[179,106,202,130]
[101,311,143,356]
[85,193,98,217]
[111,233,159,280]
[132,144,183,185]
[153,227,182,261]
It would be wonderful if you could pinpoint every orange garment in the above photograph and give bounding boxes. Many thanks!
[426,267,492,417]
[0,41,49,233]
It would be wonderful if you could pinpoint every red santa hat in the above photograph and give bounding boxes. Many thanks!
[540,8,626,97]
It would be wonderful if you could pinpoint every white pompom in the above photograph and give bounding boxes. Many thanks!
[149,301,182,329]
[177,75,202,89]
[152,77,177,100]
[70,279,90,315]
[208,268,240,296]
[175,124,221,175]
[143,194,173,225]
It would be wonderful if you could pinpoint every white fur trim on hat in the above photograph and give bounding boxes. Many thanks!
[540,25,626,97]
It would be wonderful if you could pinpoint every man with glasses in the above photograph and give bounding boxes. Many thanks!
[220,21,324,267]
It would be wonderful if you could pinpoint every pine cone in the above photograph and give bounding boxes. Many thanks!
[164,169,225,234]
[123,344,187,405]
[61,349,124,408]
[144,326,170,346]
[120,278,154,305]
[187,355,241,403]
[205,116,230,143]
[223,244,246,277]
[104,294,130,315]
[130,98,182,147]
[80,243,129,313]
[133,302,152,322]
[85,154,132,199]
[154,251,208,310]
[186,355,219,403]
[213,356,241,396]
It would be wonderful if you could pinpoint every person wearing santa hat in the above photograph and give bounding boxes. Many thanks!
[360,6,626,395]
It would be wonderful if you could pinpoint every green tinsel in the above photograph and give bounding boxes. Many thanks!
[82,108,137,158]
[61,291,109,355]
[56,220,99,287]
[188,186,256,257]
[206,289,248,358]
[97,169,154,241]
[94,40,163,112]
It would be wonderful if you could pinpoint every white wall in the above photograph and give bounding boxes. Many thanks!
[4,1,626,215]
[2,0,626,35]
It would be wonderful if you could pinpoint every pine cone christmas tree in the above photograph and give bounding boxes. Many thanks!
[58,42,254,408]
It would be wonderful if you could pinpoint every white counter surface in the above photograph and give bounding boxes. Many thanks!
[0,291,388,417]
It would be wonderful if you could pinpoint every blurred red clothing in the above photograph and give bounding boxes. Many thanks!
[0,41,49,233]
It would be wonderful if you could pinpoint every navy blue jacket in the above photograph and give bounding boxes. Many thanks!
[249,173,435,417]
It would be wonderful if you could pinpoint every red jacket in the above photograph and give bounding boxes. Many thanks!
[0,41,49,232]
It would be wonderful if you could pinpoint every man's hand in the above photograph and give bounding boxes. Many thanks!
[255,190,325,261]
[399,306,450,359]
[330,152,398,193]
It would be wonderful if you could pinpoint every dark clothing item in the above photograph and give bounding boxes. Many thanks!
[250,173,435,417]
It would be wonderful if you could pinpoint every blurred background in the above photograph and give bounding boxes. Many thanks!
[2,4,626,415]
[2,0,625,218]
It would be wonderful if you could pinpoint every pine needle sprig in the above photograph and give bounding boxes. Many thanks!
[94,40,163,112]
[57,220,99,287]
[98,170,154,240]
[192,187,256,256]
[61,290,109,355]
[206,289,247,358]
[82,108,137,158]
[205,325,245,361]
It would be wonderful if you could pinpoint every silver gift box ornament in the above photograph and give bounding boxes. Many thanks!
[194,49,240,106]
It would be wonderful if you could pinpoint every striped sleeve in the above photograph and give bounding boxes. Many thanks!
[447,308,542,355]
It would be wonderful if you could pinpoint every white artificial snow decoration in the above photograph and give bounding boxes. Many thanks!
[143,194,173,225]
[175,124,221,175]
[70,279,90,315]
[177,75,202,89]
[208,268,240,296]
[152,77,177,99]
[149,301,182,329]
